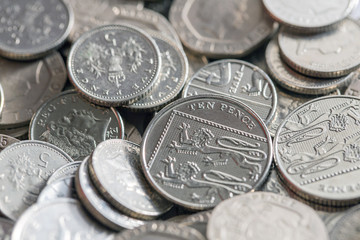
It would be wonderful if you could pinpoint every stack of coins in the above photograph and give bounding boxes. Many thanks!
[2,0,360,239]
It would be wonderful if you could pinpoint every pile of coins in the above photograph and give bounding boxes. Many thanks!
[2,0,360,239]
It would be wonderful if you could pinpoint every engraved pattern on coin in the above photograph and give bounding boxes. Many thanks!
[0,0,73,59]
[37,176,76,203]
[128,34,188,111]
[278,20,360,78]
[89,139,172,219]
[275,96,360,205]
[141,96,273,210]
[0,52,67,129]
[76,157,144,231]
[0,141,73,220]
[170,0,275,58]
[183,60,277,124]
[0,135,19,153]
[263,0,357,31]
[30,90,124,160]
[207,192,329,240]
[47,161,81,185]
[12,199,115,240]
[259,168,289,196]
[68,25,161,106]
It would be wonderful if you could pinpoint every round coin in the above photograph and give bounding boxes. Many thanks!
[179,211,212,238]
[89,139,173,219]
[0,217,13,240]
[169,0,276,58]
[12,199,115,240]
[127,33,188,111]
[329,205,360,240]
[47,161,82,185]
[278,19,360,78]
[68,24,161,106]
[37,176,76,203]
[207,192,329,240]
[0,0,74,60]
[29,90,125,160]
[182,60,277,125]
[141,95,273,210]
[0,140,73,220]
[0,135,19,153]
[0,52,67,129]
[266,40,353,95]
[76,157,145,231]
[274,96,360,206]
[115,222,206,240]
[263,0,357,32]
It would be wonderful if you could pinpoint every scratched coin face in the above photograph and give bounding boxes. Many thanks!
[182,60,277,125]
[330,205,360,240]
[278,19,360,78]
[0,0,73,60]
[68,25,161,106]
[0,52,67,129]
[0,140,73,220]
[274,96,360,206]
[169,0,276,58]
[263,0,357,32]
[141,95,273,210]
[12,199,115,240]
[89,139,173,219]
[207,192,329,240]
[29,90,124,161]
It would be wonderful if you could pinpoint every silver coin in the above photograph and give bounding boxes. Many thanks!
[127,33,188,111]
[0,140,73,220]
[278,19,360,78]
[115,222,206,240]
[345,69,360,96]
[266,39,352,95]
[89,139,173,219]
[12,199,115,240]
[47,161,82,185]
[274,96,360,206]
[263,0,357,32]
[207,192,329,240]
[0,217,13,240]
[0,52,67,129]
[267,83,341,136]
[259,168,289,197]
[185,50,208,79]
[123,119,142,145]
[75,157,145,231]
[68,24,161,106]
[0,135,19,153]
[67,3,180,46]
[169,0,276,58]
[0,83,3,118]
[0,126,28,140]
[0,0,74,60]
[141,95,273,210]
[182,60,277,125]
[37,176,76,203]
[179,211,212,239]
[29,90,125,160]
[318,211,346,233]
[330,205,360,240]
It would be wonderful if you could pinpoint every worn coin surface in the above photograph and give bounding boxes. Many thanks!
[275,96,360,206]
[141,95,273,210]
[0,135,19,153]
[115,222,206,240]
[266,40,352,95]
[263,0,357,32]
[47,161,81,185]
[278,19,360,78]
[68,24,161,106]
[12,199,115,240]
[0,52,67,129]
[170,0,275,58]
[329,205,360,240]
[76,157,145,231]
[128,33,188,111]
[0,217,13,240]
[29,90,124,160]
[0,0,74,60]
[207,192,329,240]
[0,83,3,118]
[89,139,172,219]
[0,140,73,220]
[37,176,76,203]
[182,60,277,125]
